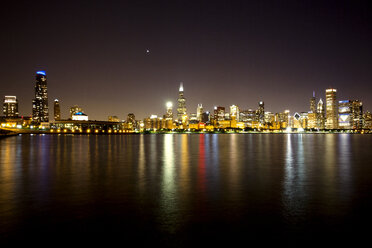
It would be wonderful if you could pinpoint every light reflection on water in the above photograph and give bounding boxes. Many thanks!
[0,134,371,243]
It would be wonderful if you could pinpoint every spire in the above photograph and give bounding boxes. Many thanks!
[179,82,184,92]
[313,91,315,98]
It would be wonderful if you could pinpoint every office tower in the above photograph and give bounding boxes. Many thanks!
[257,101,265,124]
[54,99,61,121]
[363,111,372,129]
[352,100,363,129]
[325,88,338,129]
[338,100,352,129]
[177,83,187,122]
[201,112,210,123]
[166,102,173,120]
[230,105,240,121]
[127,113,136,130]
[197,104,203,121]
[310,91,316,113]
[70,105,82,118]
[214,106,225,121]
[317,99,325,129]
[3,96,19,117]
[32,71,49,123]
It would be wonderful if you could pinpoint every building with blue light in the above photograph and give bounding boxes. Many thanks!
[32,71,49,123]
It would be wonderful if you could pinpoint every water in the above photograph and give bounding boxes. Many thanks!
[1,134,371,245]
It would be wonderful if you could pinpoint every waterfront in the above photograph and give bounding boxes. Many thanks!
[1,134,371,245]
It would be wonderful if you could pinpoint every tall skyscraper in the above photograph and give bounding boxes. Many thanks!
[3,96,19,117]
[230,105,240,121]
[177,83,187,122]
[32,71,49,123]
[317,98,325,129]
[325,88,338,129]
[197,104,203,121]
[165,102,173,120]
[54,99,61,121]
[352,100,363,129]
[338,100,353,129]
[257,101,265,124]
[310,91,316,113]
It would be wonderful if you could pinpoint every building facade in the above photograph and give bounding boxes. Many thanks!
[325,88,338,129]
[3,96,19,117]
[177,83,187,123]
[32,71,49,123]
[54,99,61,121]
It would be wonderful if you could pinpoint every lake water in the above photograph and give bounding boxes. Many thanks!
[1,134,371,245]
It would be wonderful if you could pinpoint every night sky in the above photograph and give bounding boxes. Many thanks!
[1,0,371,120]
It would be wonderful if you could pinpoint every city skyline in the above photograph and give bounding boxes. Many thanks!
[1,1,372,120]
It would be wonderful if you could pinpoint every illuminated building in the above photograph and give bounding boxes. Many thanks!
[317,99,325,129]
[70,105,83,118]
[257,101,265,124]
[277,110,289,128]
[264,112,274,124]
[108,116,120,122]
[197,104,203,121]
[325,88,338,129]
[308,113,317,129]
[51,120,121,132]
[32,71,49,123]
[72,112,88,121]
[310,91,316,113]
[165,102,173,120]
[165,102,173,129]
[363,111,372,129]
[214,106,225,121]
[127,113,136,130]
[338,100,352,129]
[177,83,187,123]
[240,109,255,123]
[230,105,240,121]
[54,99,61,121]
[201,112,210,123]
[189,113,198,121]
[3,96,18,117]
[352,100,363,129]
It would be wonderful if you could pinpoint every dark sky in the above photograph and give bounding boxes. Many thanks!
[1,0,371,120]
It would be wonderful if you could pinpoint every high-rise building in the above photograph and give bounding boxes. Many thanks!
[54,99,61,121]
[317,99,325,129]
[165,102,173,120]
[338,100,353,129]
[214,106,225,121]
[257,101,265,124]
[197,104,203,121]
[310,91,316,113]
[201,112,210,123]
[32,71,49,123]
[127,113,136,130]
[3,96,19,117]
[230,105,240,121]
[177,83,187,123]
[352,100,363,129]
[325,88,338,129]
[70,105,82,118]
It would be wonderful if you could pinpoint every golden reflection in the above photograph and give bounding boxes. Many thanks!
[0,138,17,216]
[138,134,146,193]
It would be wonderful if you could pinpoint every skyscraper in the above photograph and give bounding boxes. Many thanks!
[165,102,173,120]
[177,83,187,123]
[197,104,203,121]
[3,96,19,117]
[257,101,265,124]
[310,91,316,113]
[54,99,61,121]
[317,98,325,129]
[325,88,338,129]
[351,100,363,129]
[338,100,353,129]
[32,71,49,123]
[230,105,240,121]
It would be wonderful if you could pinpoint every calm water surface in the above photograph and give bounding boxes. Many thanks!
[1,134,371,245]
